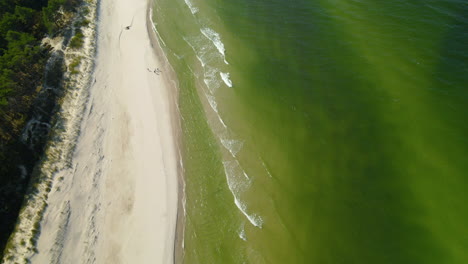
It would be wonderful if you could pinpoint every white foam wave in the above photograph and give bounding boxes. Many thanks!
[173,52,183,60]
[204,93,227,127]
[183,36,210,67]
[184,0,199,14]
[218,115,227,128]
[221,139,244,157]
[200,28,228,64]
[184,34,230,127]
[203,67,221,94]
[234,198,263,228]
[239,224,247,241]
[261,159,273,178]
[223,161,263,228]
[206,94,218,112]
[220,72,232,87]
[223,160,250,193]
[149,8,166,47]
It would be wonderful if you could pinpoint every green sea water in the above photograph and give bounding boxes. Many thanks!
[152,0,468,263]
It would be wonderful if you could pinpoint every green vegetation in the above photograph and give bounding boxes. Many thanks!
[0,0,81,258]
[69,56,82,74]
[69,30,84,49]
[42,0,80,34]
[74,18,89,28]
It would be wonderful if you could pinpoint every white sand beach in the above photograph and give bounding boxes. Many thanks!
[93,0,179,262]
[28,0,180,263]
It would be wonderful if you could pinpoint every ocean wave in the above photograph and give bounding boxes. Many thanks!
[203,66,221,94]
[183,36,211,67]
[220,72,233,87]
[234,198,263,228]
[173,52,183,60]
[184,0,199,15]
[221,139,244,157]
[149,8,167,47]
[200,28,229,64]
[218,115,227,128]
[223,160,250,199]
[206,94,218,112]
[261,159,273,178]
[205,93,227,128]
[223,161,263,228]
[239,223,247,241]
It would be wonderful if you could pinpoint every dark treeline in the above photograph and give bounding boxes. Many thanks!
[0,0,80,256]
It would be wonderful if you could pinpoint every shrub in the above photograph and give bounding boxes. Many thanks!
[69,31,84,49]
[69,56,81,74]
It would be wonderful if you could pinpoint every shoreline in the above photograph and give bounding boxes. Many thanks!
[145,2,185,264]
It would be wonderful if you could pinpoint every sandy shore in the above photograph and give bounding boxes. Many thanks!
[92,0,180,263]
[2,0,180,263]
[33,0,180,263]
[6,0,183,262]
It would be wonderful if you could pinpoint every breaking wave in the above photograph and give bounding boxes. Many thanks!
[201,28,229,64]
[221,139,244,157]
[238,223,247,241]
[220,72,232,87]
[184,0,199,15]
[223,161,263,228]
[203,66,222,94]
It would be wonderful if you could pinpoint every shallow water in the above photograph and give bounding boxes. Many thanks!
[152,0,468,263]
